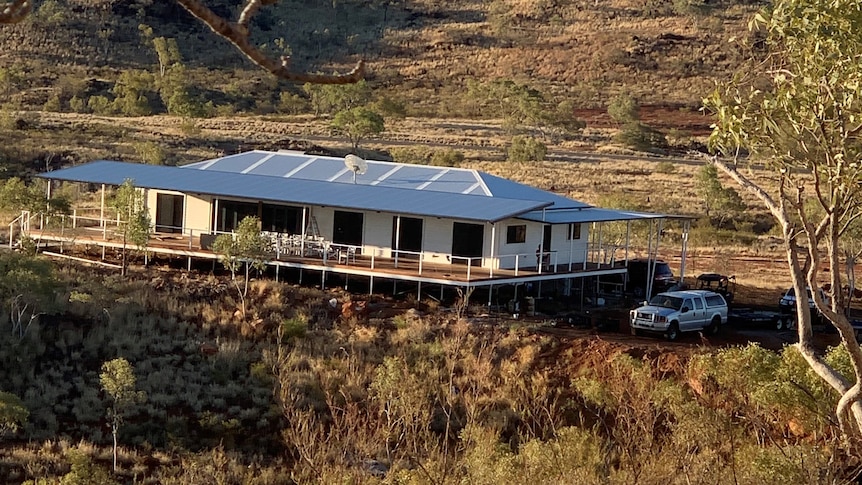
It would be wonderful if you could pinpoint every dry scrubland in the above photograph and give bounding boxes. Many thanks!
[1,264,859,483]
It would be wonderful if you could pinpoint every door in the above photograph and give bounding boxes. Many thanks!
[155,193,184,233]
[451,222,484,265]
[679,298,698,330]
[392,216,423,259]
[333,210,364,247]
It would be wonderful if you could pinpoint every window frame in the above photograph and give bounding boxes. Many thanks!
[506,224,527,244]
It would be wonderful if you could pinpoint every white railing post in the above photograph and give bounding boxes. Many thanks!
[418,255,423,275]
[72,209,77,229]
[466,258,472,281]
[515,254,520,276]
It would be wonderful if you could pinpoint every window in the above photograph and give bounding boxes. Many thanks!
[567,223,582,240]
[706,295,726,307]
[693,298,704,310]
[506,225,526,244]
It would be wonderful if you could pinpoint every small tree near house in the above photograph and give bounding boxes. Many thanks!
[212,216,271,320]
[110,179,151,276]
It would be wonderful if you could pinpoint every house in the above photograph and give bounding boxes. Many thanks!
[30,150,687,302]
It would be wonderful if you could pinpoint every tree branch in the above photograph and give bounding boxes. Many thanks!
[175,0,365,84]
[0,0,30,24]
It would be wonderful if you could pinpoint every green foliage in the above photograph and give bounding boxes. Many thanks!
[213,216,271,319]
[0,250,57,339]
[0,177,46,214]
[331,106,385,150]
[695,164,746,227]
[68,96,85,113]
[112,70,156,116]
[614,122,667,152]
[58,451,118,485]
[111,179,151,275]
[654,161,677,174]
[465,79,546,132]
[87,96,112,115]
[43,94,62,112]
[101,357,145,471]
[151,36,182,78]
[430,148,465,167]
[607,94,639,124]
[507,135,546,162]
[281,316,307,342]
[303,80,372,115]
[100,358,145,412]
[370,95,407,118]
[0,390,28,436]
[0,64,25,95]
[277,91,308,115]
[132,141,166,166]
[32,0,66,27]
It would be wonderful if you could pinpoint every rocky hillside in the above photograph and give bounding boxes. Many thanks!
[0,0,766,112]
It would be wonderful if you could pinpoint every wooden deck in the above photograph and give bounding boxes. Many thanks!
[26,228,627,287]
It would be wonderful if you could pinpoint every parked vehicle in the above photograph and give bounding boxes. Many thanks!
[625,259,677,298]
[695,273,735,304]
[777,286,830,329]
[630,290,729,340]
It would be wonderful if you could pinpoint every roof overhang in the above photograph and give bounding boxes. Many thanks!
[516,207,691,224]
[39,161,552,223]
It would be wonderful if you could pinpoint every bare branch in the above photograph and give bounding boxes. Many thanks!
[175,0,365,84]
[0,0,30,24]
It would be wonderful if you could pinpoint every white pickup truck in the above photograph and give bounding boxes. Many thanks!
[630,290,729,340]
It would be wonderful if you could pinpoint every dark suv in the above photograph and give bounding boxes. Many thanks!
[626,259,676,298]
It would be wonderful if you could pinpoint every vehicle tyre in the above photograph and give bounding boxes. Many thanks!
[665,322,680,341]
[775,317,785,331]
[707,316,721,335]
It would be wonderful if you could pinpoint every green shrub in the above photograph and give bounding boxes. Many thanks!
[654,161,676,174]
[68,96,86,113]
[430,148,465,167]
[615,122,667,152]
[87,96,113,115]
[507,136,547,162]
[281,317,307,342]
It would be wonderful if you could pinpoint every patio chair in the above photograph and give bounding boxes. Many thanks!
[339,246,357,265]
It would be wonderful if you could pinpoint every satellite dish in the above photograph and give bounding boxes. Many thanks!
[344,154,368,184]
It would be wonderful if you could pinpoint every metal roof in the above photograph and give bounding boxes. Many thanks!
[517,207,673,224]
[39,161,553,222]
[183,150,590,207]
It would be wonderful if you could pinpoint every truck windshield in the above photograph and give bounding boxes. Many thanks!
[648,295,683,309]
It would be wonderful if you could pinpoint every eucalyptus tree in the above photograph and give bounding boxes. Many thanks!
[704,0,862,436]
[111,179,151,277]
[212,215,271,320]
[100,358,145,472]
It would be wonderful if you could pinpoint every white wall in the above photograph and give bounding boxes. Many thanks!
[145,191,595,270]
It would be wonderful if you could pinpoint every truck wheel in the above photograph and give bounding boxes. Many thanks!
[707,316,721,335]
[665,322,680,341]
[775,318,785,331]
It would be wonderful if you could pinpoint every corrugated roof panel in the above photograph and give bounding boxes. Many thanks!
[200,151,268,173]
[479,172,589,209]
[420,169,482,193]
[289,157,346,180]
[381,165,444,190]
[40,161,552,222]
[247,154,311,177]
